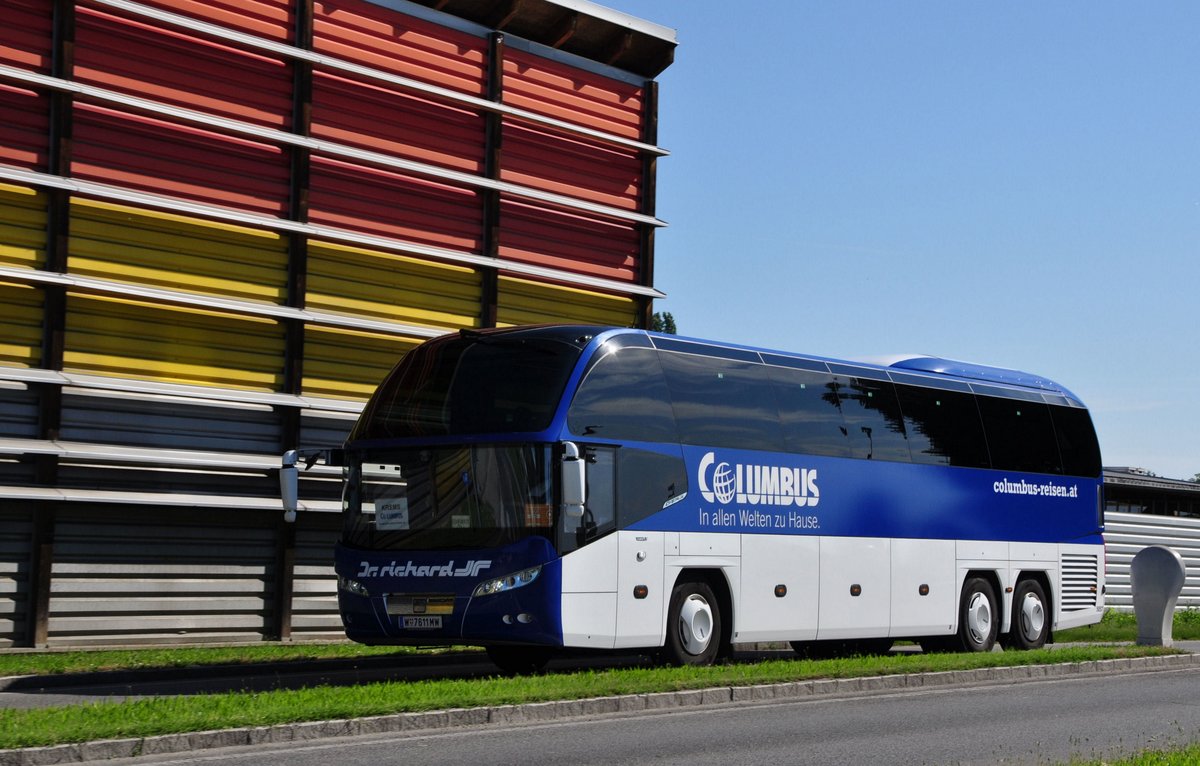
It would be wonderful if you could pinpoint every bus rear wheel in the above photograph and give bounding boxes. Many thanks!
[663,580,722,666]
[1001,579,1050,650]
[955,577,998,652]
[486,645,550,675]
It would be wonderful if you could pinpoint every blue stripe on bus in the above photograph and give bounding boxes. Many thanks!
[628,445,1102,545]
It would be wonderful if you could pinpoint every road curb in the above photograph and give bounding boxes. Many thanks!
[4,653,1200,766]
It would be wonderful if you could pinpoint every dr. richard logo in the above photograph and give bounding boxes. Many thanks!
[697,451,819,507]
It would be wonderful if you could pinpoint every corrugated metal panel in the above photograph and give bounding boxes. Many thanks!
[0,282,43,369]
[130,0,295,42]
[1104,511,1200,611]
[60,390,282,453]
[0,84,49,171]
[311,71,484,174]
[62,294,286,391]
[0,507,33,648]
[54,462,278,498]
[70,199,287,303]
[0,184,47,269]
[0,384,40,441]
[0,0,52,73]
[302,327,417,401]
[497,195,640,282]
[502,47,645,141]
[496,275,637,327]
[299,411,356,451]
[307,157,483,252]
[290,522,342,639]
[501,121,641,212]
[72,103,290,216]
[48,508,277,646]
[0,454,38,487]
[313,0,487,96]
[306,240,479,330]
[75,4,294,130]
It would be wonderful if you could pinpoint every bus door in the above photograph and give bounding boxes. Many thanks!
[559,445,619,648]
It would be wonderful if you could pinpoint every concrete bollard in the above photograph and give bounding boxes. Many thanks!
[1131,545,1187,647]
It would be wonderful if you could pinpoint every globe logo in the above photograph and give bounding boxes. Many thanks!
[711,461,737,504]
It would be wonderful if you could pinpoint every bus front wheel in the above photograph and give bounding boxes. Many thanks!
[955,577,998,652]
[663,580,722,666]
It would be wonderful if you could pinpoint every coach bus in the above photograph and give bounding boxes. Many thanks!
[282,325,1105,672]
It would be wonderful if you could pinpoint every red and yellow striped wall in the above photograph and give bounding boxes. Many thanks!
[0,0,673,647]
[0,0,667,395]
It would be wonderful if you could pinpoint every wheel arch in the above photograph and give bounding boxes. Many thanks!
[669,567,734,656]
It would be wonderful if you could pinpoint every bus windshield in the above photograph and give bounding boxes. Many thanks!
[350,330,586,440]
[343,445,554,551]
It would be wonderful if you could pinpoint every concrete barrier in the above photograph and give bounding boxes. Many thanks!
[1131,545,1187,647]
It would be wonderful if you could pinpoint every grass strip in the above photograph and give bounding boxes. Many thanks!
[1069,742,1200,765]
[3,609,1197,679]
[0,644,474,678]
[1055,609,1200,643]
[3,609,1195,678]
[0,645,1175,750]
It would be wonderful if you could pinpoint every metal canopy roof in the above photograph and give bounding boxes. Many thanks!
[409,0,677,77]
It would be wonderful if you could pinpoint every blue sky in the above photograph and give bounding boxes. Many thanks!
[600,2,1200,480]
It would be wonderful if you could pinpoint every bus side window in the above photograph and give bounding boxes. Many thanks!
[837,377,911,462]
[580,447,617,544]
[1049,405,1101,477]
[659,352,786,452]
[767,366,850,458]
[567,348,677,443]
[978,396,1062,475]
[617,447,689,527]
[894,384,990,468]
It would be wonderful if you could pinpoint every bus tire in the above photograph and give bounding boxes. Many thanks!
[1003,579,1049,650]
[663,580,722,666]
[486,645,550,675]
[955,576,998,652]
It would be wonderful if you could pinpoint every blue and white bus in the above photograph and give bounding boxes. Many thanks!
[288,325,1105,672]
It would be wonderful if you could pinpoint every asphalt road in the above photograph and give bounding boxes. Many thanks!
[91,665,1200,766]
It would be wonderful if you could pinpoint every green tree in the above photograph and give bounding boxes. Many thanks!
[1190,473,1200,484]
[650,311,677,334]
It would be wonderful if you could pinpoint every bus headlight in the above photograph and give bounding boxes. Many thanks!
[472,565,542,597]
[338,575,370,597]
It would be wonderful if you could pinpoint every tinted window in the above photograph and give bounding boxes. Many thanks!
[1050,406,1102,477]
[978,396,1062,474]
[353,335,579,439]
[767,366,850,457]
[567,347,677,443]
[837,377,910,461]
[659,352,786,452]
[617,447,688,526]
[343,445,554,551]
[895,384,990,468]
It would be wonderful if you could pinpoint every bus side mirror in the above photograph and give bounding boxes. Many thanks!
[561,442,586,518]
[281,450,299,523]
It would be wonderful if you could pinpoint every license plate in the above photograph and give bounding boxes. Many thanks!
[402,616,442,629]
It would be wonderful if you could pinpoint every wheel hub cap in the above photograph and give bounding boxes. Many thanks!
[678,594,714,655]
[1020,593,1045,641]
[966,592,992,644]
